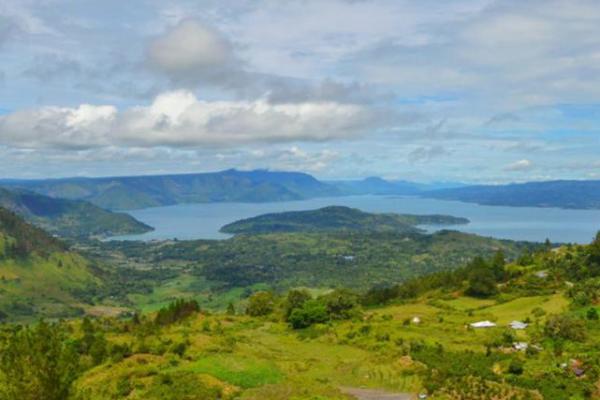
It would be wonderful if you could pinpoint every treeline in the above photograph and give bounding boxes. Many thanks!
[154,299,200,326]
[244,288,362,329]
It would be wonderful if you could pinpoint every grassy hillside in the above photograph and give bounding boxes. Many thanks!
[424,180,600,209]
[3,169,341,210]
[3,238,600,399]
[0,208,100,320]
[220,206,469,234]
[0,188,152,238]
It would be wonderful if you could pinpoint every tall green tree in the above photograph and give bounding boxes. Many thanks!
[0,321,79,400]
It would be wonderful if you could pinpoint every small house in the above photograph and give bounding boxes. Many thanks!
[509,320,528,330]
[513,342,528,351]
[412,316,421,325]
[535,270,548,279]
[470,320,496,328]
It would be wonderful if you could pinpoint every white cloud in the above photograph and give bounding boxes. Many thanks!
[0,90,390,149]
[147,19,237,83]
[504,159,533,171]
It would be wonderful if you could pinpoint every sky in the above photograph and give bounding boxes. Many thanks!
[1,0,600,183]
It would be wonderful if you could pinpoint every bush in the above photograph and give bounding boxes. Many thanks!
[284,289,312,318]
[246,291,276,317]
[586,307,598,320]
[508,359,524,375]
[544,314,586,342]
[288,300,329,329]
[320,289,361,320]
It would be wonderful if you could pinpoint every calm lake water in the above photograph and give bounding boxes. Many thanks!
[110,195,600,244]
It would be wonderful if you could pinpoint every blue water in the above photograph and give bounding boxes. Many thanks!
[109,195,600,244]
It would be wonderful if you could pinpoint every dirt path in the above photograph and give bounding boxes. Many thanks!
[340,387,415,400]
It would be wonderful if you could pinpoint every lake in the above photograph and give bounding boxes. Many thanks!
[110,195,600,244]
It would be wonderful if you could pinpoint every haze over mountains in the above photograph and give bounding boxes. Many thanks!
[3,169,600,214]
[424,180,600,210]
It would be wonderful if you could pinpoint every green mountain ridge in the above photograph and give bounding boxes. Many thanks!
[0,188,153,238]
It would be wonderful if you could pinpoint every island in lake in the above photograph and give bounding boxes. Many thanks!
[220,205,470,235]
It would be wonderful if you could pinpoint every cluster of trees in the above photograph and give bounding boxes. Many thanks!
[154,299,200,326]
[361,250,510,306]
[245,289,362,329]
[96,229,533,294]
[465,251,506,298]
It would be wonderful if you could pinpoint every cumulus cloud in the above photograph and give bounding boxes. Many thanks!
[145,18,392,105]
[0,90,391,149]
[348,0,600,110]
[147,20,240,85]
[504,159,533,171]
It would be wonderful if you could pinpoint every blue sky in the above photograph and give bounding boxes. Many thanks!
[1,0,600,182]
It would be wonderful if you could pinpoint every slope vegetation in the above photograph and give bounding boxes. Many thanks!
[0,188,152,238]
[0,207,100,319]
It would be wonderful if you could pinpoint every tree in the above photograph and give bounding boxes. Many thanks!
[588,231,600,266]
[0,321,79,400]
[288,300,329,329]
[226,302,235,315]
[284,289,311,319]
[466,265,497,298]
[154,299,200,326]
[321,289,361,320]
[544,314,586,342]
[245,291,275,317]
[490,250,506,281]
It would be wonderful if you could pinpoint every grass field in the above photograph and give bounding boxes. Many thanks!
[73,290,576,399]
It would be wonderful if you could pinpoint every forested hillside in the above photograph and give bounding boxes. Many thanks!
[0,188,152,238]
[0,208,100,319]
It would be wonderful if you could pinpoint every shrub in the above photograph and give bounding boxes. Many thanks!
[246,291,275,317]
[544,314,586,342]
[288,300,329,329]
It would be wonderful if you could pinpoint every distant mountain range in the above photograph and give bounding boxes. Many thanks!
[423,180,600,209]
[0,169,339,210]
[0,169,465,211]
[220,205,469,235]
[4,170,600,213]
[0,188,152,238]
[326,177,463,195]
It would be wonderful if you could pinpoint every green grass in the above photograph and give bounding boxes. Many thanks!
[472,294,568,324]
[0,252,99,320]
[186,355,283,388]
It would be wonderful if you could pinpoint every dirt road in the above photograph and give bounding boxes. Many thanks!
[340,387,415,400]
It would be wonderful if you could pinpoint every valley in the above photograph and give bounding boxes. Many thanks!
[2,171,600,399]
